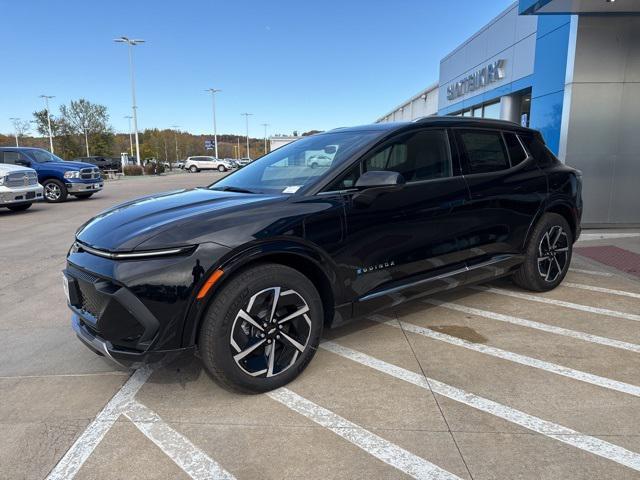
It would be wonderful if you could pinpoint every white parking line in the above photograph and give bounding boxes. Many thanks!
[473,286,640,322]
[320,341,640,473]
[124,401,236,480]
[425,299,640,353]
[578,233,640,241]
[46,366,153,480]
[563,282,640,300]
[569,268,613,277]
[374,315,640,398]
[267,388,463,480]
[0,371,127,380]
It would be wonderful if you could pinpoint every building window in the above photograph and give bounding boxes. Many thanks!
[482,101,500,119]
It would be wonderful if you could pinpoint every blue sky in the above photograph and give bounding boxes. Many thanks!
[0,0,513,138]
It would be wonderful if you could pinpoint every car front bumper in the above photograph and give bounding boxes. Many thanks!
[66,180,104,193]
[0,184,43,206]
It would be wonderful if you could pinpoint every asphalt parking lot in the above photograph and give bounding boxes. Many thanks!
[1,172,640,480]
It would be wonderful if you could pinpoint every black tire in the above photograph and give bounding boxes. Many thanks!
[74,193,93,199]
[218,165,226,172]
[189,165,198,173]
[310,162,318,169]
[42,179,68,203]
[512,213,573,292]
[7,203,32,211]
[199,263,323,393]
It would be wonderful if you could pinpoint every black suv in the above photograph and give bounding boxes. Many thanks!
[63,118,582,392]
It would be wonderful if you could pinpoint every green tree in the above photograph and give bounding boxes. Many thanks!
[60,99,111,157]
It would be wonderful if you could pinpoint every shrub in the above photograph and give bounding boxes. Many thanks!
[123,165,143,176]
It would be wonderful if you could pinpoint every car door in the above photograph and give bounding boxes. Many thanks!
[453,128,547,282]
[325,128,471,315]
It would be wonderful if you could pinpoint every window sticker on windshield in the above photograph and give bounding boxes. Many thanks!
[282,186,301,194]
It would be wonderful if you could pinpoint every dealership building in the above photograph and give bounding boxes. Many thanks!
[377,0,640,225]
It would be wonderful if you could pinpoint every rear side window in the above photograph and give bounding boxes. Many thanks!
[503,132,528,166]
[2,151,21,164]
[458,130,509,174]
[519,134,559,166]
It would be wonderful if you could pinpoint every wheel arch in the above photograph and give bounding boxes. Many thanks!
[525,199,578,249]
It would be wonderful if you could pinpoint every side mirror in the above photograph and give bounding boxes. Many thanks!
[15,159,31,167]
[355,170,405,189]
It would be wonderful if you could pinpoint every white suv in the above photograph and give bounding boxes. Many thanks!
[185,156,235,173]
[0,163,43,211]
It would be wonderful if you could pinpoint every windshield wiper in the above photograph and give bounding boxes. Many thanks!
[212,185,257,194]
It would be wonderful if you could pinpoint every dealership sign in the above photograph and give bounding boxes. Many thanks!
[446,59,506,101]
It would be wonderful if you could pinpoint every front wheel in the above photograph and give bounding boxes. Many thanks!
[189,165,198,173]
[43,179,68,203]
[512,213,573,292]
[199,264,323,393]
[7,203,32,211]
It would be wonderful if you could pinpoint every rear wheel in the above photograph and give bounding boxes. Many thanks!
[218,165,227,172]
[512,213,573,291]
[43,179,68,203]
[7,203,32,211]
[199,264,323,393]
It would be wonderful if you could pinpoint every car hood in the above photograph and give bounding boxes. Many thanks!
[0,164,36,174]
[41,160,96,171]
[76,188,284,251]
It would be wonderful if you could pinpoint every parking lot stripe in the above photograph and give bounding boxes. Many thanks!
[563,282,640,299]
[474,286,640,322]
[267,388,463,480]
[46,366,154,480]
[375,315,640,398]
[425,300,640,353]
[569,268,613,277]
[124,401,236,480]
[578,233,640,241]
[320,341,640,473]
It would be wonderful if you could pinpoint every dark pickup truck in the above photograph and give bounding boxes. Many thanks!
[73,156,121,171]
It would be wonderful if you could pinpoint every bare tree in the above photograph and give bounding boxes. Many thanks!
[60,99,110,156]
[9,118,31,147]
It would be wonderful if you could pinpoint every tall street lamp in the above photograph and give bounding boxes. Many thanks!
[261,123,269,154]
[114,36,145,166]
[39,95,55,153]
[170,125,180,162]
[205,88,221,159]
[241,113,253,159]
[124,115,134,157]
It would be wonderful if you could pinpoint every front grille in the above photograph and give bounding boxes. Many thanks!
[80,168,101,180]
[5,171,38,188]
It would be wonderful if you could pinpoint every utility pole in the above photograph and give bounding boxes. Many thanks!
[261,123,269,154]
[9,117,20,146]
[205,88,221,159]
[241,113,253,159]
[114,36,145,166]
[39,95,55,153]
[124,116,134,157]
[170,125,180,162]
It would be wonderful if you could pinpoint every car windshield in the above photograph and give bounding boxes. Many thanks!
[29,149,65,163]
[209,130,380,194]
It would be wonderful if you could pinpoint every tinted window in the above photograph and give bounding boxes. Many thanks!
[519,134,558,166]
[503,132,528,166]
[325,163,361,191]
[363,129,451,182]
[459,130,509,174]
[2,152,20,164]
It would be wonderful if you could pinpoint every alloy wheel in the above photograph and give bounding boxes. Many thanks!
[537,225,569,282]
[230,287,312,378]
[44,183,61,201]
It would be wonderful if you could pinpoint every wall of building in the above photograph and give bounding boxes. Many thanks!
[376,84,438,123]
[560,15,640,224]
[438,2,537,114]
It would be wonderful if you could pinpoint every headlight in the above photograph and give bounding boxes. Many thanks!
[75,241,197,259]
[64,171,80,179]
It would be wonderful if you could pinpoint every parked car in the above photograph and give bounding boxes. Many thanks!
[0,163,43,211]
[0,148,103,203]
[184,156,235,173]
[73,156,120,171]
[63,117,582,393]
[306,154,332,168]
[237,158,252,167]
[162,161,185,170]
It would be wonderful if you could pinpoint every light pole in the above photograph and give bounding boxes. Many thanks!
[170,125,180,163]
[241,113,253,159]
[114,36,145,166]
[39,95,55,153]
[261,123,269,154]
[9,117,20,146]
[236,138,240,159]
[124,115,134,157]
[205,88,221,159]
